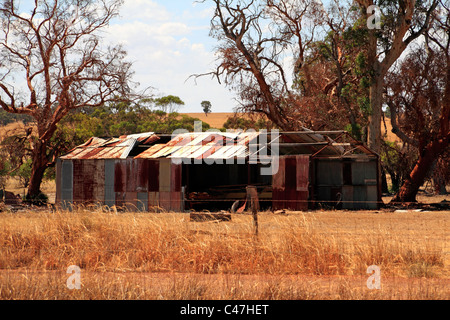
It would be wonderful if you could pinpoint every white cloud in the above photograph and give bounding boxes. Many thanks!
[104,0,236,114]
[119,0,171,21]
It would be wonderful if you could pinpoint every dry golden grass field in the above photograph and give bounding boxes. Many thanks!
[0,207,448,300]
[185,112,235,129]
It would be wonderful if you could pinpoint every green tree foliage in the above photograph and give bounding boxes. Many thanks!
[302,17,372,141]
[0,157,10,190]
[0,128,30,190]
[0,110,33,126]
[15,159,32,189]
[153,95,185,113]
[201,101,212,116]
[54,99,211,153]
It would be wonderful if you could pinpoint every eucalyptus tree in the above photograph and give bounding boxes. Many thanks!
[0,0,136,200]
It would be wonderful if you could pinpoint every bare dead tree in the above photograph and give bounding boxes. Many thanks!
[0,0,136,200]
[194,0,379,135]
[193,0,326,131]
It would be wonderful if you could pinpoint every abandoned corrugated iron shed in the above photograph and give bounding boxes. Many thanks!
[56,130,381,211]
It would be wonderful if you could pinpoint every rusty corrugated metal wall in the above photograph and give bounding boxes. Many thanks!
[272,156,379,211]
[71,159,105,206]
[57,159,73,210]
[56,158,183,212]
[105,159,115,208]
[312,158,379,210]
[272,155,310,211]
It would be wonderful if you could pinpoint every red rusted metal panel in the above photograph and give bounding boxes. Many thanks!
[114,160,126,193]
[272,189,285,211]
[136,159,149,192]
[296,155,310,192]
[159,191,171,211]
[290,156,309,211]
[148,160,160,192]
[170,192,182,212]
[72,159,84,205]
[72,159,100,205]
[272,157,285,191]
[92,160,105,204]
[273,156,309,211]
[82,160,96,204]
[124,192,137,211]
[139,135,160,145]
[171,163,182,192]
[115,192,126,208]
[272,157,286,210]
[285,157,297,189]
[283,157,298,210]
[126,158,137,193]
[148,192,159,208]
[288,190,308,211]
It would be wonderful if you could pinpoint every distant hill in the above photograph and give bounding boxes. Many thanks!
[183,113,234,129]
[0,121,32,139]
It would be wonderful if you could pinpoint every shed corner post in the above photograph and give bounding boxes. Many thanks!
[55,159,61,206]
[376,154,383,210]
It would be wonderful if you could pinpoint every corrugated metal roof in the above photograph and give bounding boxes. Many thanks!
[279,131,343,156]
[135,132,260,160]
[60,132,159,160]
[277,130,377,157]
[61,130,377,161]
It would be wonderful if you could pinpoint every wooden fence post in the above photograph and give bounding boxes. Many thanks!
[246,186,259,237]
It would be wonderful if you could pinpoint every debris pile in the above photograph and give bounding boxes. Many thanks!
[387,199,450,212]
[0,190,24,212]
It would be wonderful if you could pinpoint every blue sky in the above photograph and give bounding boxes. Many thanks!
[105,0,236,113]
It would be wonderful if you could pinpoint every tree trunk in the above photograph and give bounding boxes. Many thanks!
[432,159,447,195]
[381,168,389,194]
[367,74,383,154]
[391,137,449,203]
[433,175,447,195]
[389,171,401,193]
[26,140,49,202]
